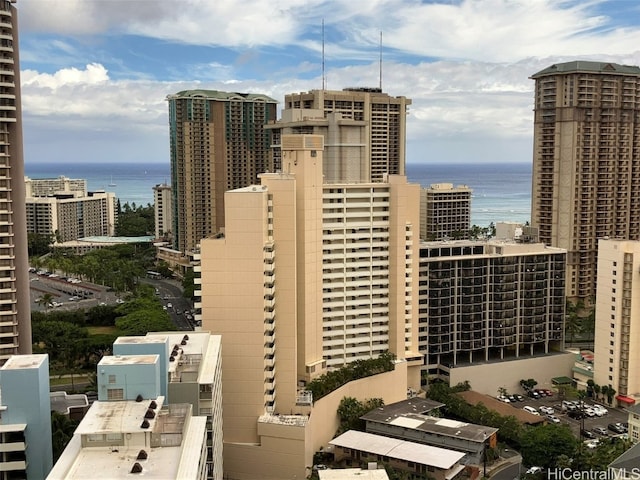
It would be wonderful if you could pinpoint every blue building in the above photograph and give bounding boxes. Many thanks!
[0,354,53,479]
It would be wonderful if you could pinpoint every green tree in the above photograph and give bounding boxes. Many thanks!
[520,424,578,469]
[520,378,538,392]
[36,293,55,309]
[182,268,196,300]
[337,396,384,434]
[605,384,616,404]
[28,232,53,256]
[115,310,175,336]
[51,411,79,462]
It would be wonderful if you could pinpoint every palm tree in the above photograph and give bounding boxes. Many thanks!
[593,384,601,402]
[601,385,609,404]
[36,293,54,310]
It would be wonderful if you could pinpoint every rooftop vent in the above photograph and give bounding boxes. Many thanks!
[169,356,175,362]
[136,450,148,460]
[131,462,143,474]
[140,419,150,429]
[183,334,189,342]
[149,400,157,410]
[144,409,156,419]
[135,394,143,403]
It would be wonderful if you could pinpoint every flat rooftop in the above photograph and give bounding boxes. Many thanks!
[258,413,309,427]
[75,397,165,435]
[330,430,465,470]
[50,392,89,414]
[319,468,390,480]
[1,354,47,370]
[99,354,158,366]
[362,398,495,443]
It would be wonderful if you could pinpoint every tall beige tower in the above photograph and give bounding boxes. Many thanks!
[419,183,472,241]
[0,1,30,363]
[167,90,278,254]
[267,88,411,183]
[593,239,640,406]
[531,61,640,301]
[199,134,420,479]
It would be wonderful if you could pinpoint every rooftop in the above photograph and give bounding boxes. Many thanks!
[319,468,390,480]
[75,397,165,435]
[258,413,309,427]
[168,89,278,103]
[1,354,47,370]
[330,430,465,470]
[99,354,158,366]
[362,398,495,443]
[50,392,89,415]
[531,61,640,78]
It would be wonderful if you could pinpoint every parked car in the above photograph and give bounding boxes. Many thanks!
[498,396,511,403]
[581,429,596,439]
[568,410,585,420]
[508,395,517,403]
[546,414,561,424]
[608,423,626,434]
[514,394,524,402]
[523,406,540,415]
[593,427,609,436]
[528,391,541,399]
[592,405,608,416]
[539,406,554,415]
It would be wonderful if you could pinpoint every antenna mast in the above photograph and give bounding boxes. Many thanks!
[322,19,326,90]
[379,31,383,90]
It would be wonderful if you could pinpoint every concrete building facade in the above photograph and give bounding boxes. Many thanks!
[26,191,117,242]
[419,240,566,381]
[0,0,31,363]
[24,176,86,197]
[419,183,472,241]
[0,354,53,479]
[593,239,640,406]
[198,134,421,479]
[112,332,224,480]
[531,61,640,301]
[167,90,278,254]
[268,88,411,183]
[153,183,172,240]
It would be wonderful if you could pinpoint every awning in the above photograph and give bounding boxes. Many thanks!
[552,376,574,385]
[616,395,636,405]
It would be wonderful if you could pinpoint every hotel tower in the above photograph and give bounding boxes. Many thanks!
[531,61,640,301]
[167,90,278,255]
[0,0,30,363]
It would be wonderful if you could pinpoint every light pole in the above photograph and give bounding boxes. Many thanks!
[483,431,488,478]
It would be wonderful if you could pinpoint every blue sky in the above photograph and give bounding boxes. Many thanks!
[16,0,640,165]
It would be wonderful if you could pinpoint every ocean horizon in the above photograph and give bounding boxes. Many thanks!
[24,161,533,227]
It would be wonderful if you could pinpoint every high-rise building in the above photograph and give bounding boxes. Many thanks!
[24,175,87,197]
[419,239,568,391]
[153,183,172,240]
[419,183,472,240]
[26,191,117,242]
[198,135,420,479]
[531,61,640,301]
[593,239,640,407]
[267,88,411,183]
[0,354,53,479]
[167,90,278,254]
[0,0,30,363]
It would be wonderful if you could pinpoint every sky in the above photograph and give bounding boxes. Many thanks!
[16,0,640,165]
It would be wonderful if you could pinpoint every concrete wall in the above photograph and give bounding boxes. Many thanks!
[448,353,575,396]
[222,362,408,480]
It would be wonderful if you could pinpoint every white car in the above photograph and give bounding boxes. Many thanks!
[546,414,561,424]
[593,405,608,416]
[498,396,510,403]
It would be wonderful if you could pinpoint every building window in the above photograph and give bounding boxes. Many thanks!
[108,375,116,384]
[107,388,124,400]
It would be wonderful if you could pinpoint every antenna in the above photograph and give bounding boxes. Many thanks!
[379,31,383,90]
[322,19,326,90]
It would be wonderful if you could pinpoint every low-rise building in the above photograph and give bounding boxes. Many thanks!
[626,404,640,443]
[330,430,466,480]
[112,332,223,480]
[0,354,53,479]
[361,398,496,465]
[47,397,208,480]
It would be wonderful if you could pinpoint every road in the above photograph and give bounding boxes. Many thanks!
[141,278,194,331]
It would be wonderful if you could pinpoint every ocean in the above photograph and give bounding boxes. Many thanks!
[24,162,170,208]
[24,161,533,227]
[406,162,532,226]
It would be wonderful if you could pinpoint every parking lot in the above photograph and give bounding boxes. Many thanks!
[498,389,629,441]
